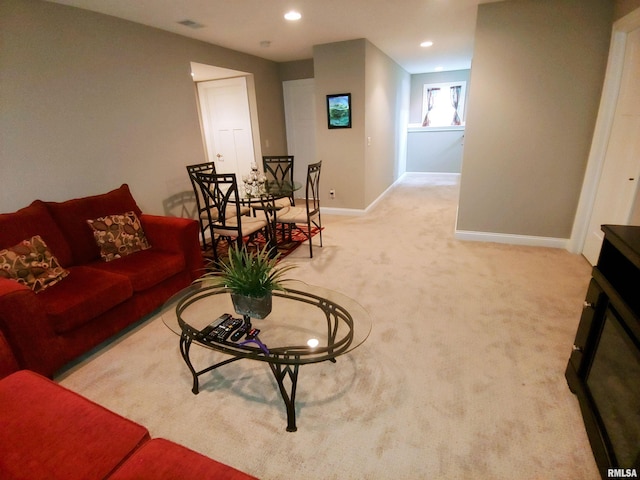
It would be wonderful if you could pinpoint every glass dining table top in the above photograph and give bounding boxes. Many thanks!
[239,180,301,203]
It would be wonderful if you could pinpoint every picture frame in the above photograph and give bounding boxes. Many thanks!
[326,93,352,129]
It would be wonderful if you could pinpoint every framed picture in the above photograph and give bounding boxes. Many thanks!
[326,93,352,129]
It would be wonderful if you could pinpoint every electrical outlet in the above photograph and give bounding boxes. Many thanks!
[329,189,335,199]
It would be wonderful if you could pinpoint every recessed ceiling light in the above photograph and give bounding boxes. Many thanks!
[434,66,444,71]
[420,41,434,48]
[284,10,302,21]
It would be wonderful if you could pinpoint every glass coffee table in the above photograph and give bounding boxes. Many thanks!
[161,280,371,432]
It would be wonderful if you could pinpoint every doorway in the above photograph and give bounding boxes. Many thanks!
[191,62,262,179]
[571,9,640,264]
[283,79,316,188]
[582,26,640,264]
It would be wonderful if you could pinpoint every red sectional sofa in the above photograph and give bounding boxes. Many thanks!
[0,370,257,479]
[0,185,204,377]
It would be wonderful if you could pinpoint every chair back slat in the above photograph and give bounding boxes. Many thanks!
[195,173,241,229]
[306,161,322,216]
[263,156,295,206]
[186,162,217,247]
[192,172,247,259]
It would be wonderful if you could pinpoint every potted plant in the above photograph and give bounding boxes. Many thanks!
[200,243,296,319]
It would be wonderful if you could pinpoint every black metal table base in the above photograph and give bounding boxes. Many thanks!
[268,357,300,432]
[180,334,302,432]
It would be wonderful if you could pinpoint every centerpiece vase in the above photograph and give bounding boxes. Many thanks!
[231,292,272,319]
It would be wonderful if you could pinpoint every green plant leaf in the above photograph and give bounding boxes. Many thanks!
[198,243,296,297]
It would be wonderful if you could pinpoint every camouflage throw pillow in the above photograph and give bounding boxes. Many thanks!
[86,211,151,262]
[0,235,70,293]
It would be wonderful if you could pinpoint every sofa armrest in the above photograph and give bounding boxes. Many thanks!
[0,279,61,376]
[110,438,258,480]
[0,370,151,480]
[140,214,204,281]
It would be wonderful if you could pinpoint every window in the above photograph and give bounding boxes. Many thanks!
[421,82,466,127]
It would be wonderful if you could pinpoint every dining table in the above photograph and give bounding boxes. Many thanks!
[238,179,301,253]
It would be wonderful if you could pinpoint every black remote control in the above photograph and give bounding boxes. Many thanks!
[200,313,232,337]
[213,317,243,341]
[230,323,250,341]
[246,328,260,339]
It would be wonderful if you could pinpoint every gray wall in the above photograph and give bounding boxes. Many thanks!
[364,41,411,203]
[407,130,464,173]
[456,0,613,239]
[313,39,409,210]
[313,40,367,209]
[279,59,314,81]
[615,0,640,19]
[0,0,287,215]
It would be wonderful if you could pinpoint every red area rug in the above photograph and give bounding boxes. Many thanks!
[208,226,322,264]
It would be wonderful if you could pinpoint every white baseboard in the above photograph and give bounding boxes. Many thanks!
[321,174,407,216]
[321,207,366,216]
[454,229,570,249]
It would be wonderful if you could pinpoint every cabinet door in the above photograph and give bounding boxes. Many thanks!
[569,279,605,373]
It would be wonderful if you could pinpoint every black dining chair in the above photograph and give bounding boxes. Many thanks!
[186,162,217,251]
[187,162,251,254]
[192,171,269,262]
[262,155,295,209]
[275,161,323,258]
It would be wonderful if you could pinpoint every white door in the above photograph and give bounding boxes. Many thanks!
[582,27,640,264]
[197,77,256,178]
[283,79,316,189]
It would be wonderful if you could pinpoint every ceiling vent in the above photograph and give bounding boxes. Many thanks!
[177,19,205,29]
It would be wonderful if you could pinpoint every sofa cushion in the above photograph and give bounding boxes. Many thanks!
[45,184,143,265]
[87,211,151,262]
[0,370,150,480]
[110,438,258,480]
[0,200,73,267]
[86,249,185,292]
[0,235,70,293]
[38,266,133,334]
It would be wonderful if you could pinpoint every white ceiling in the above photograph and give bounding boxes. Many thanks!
[46,0,505,74]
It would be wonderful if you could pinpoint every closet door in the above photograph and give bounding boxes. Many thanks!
[283,79,316,189]
[582,26,640,264]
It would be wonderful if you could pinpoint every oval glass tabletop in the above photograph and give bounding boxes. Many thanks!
[160,280,372,365]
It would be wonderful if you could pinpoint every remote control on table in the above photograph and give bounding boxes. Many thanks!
[230,323,250,342]
[213,317,243,341]
[200,313,232,337]
[246,328,260,339]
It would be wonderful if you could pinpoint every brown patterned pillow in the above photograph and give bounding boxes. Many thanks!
[86,211,151,262]
[0,235,70,293]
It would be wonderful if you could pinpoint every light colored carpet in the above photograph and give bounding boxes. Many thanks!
[56,173,600,479]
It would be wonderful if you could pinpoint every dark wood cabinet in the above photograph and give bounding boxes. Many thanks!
[565,225,640,478]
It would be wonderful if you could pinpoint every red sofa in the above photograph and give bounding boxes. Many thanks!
[0,185,204,377]
[0,370,257,480]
